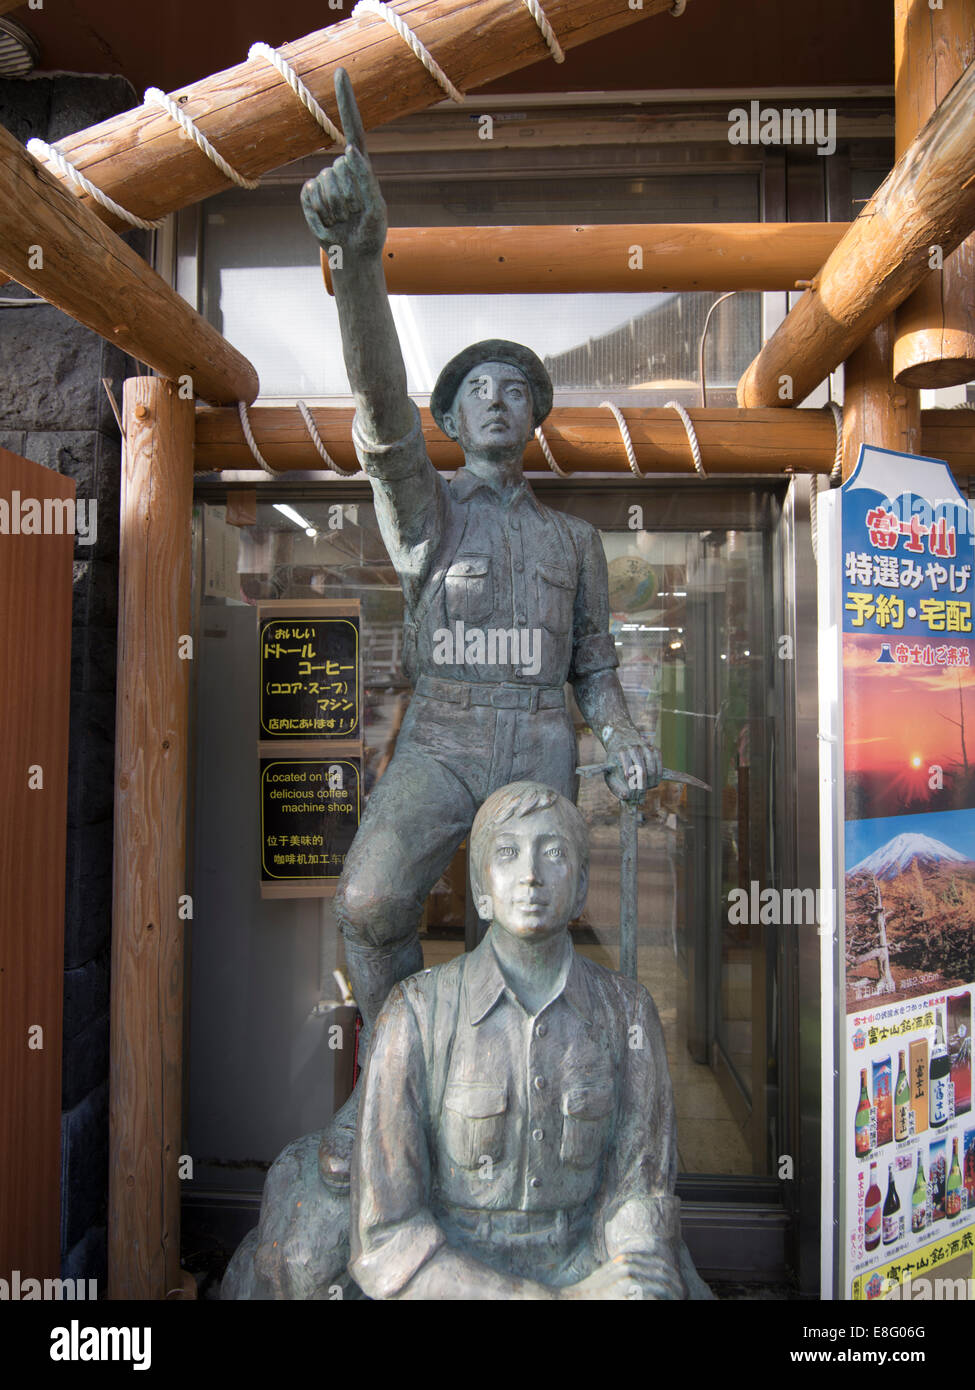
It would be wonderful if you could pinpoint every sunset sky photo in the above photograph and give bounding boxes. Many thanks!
[843,632,975,817]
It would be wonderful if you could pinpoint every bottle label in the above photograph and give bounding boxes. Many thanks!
[882,1212,902,1244]
[912,1204,926,1234]
[931,1078,952,1126]
[865,1201,881,1246]
[869,1108,878,1149]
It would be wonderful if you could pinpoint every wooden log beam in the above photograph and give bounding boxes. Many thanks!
[0,123,257,405]
[38,0,681,234]
[109,378,195,1301]
[893,0,975,388]
[841,318,920,480]
[194,402,975,478]
[322,222,848,295]
[736,58,975,409]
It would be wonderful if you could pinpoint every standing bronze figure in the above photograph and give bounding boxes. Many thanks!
[300,71,661,1186]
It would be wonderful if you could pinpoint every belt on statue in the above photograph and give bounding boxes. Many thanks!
[415,675,565,713]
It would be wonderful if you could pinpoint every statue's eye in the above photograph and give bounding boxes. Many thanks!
[496,845,517,859]
[546,846,565,858]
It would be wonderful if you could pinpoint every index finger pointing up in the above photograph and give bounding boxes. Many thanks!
[334,67,368,154]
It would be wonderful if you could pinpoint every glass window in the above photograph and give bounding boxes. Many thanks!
[199,168,761,403]
[187,483,783,1186]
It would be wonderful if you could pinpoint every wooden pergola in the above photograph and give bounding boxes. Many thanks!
[2,0,972,1299]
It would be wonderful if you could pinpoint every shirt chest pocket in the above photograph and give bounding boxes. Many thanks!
[536,563,574,634]
[560,1080,614,1169]
[444,556,493,626]
[443,1081,507,1169]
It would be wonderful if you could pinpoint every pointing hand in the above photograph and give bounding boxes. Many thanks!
[301,67,387,259]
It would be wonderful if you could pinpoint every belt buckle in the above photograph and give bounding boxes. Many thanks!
[490,686,517,709]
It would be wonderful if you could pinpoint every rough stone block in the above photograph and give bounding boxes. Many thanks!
[63,953,110,1042]
[86,558,119,630]
[72,624,117,696]
[66,692,116,830]
[0,311,108,432]
[60,1082,108,1255]
[61,1009,110,1113]
[24,428,97,497]
[0,429,26,455]
[61,1225,107,1293]
[0,77,51,143]
[63,822,113,969]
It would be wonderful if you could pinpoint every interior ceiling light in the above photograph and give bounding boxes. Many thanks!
[0,18,40,78]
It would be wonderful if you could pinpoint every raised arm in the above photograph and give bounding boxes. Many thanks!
[300,69,414,445]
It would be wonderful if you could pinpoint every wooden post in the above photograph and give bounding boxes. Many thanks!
[0,450,74,1285]
[893,0,975,388]
[841,318,920,480]
[0,122,258,405]
[109,378,195,1301]
[737,59,975,409]
[37,0,681,231]
[326,222,848,295]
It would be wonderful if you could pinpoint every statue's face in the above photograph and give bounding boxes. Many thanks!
[442,361,534,454]
[477,811,582,942]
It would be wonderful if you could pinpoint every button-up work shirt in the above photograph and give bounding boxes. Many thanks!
[349,935,679,1298]
[352,404,618,687]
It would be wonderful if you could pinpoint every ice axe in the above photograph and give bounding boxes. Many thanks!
[576,760,711,979]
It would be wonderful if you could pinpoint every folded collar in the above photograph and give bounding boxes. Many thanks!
[450,469,544,517]
[464,934,593,1026]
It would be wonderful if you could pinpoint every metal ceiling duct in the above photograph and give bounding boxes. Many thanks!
[0,16,39,78]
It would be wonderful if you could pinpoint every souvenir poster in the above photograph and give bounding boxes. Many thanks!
[840,446,975,1300]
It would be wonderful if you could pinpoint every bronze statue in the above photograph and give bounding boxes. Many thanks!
[350,781,694,1299]
[300,71,663,1187]
[223,781,712,1300]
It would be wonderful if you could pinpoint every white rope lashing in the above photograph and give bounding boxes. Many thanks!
[26,139,165,231]
[352,1,465,103]
[599,400,641,477]
[144,88,261,190]
[248,44,346,146]
[238,401,281,476]
[296,400,358,474]
[663,400,706,477]
[810,400,844,565]
[521,0,565,62]
[534,425,568,476]
[825,399,843,484]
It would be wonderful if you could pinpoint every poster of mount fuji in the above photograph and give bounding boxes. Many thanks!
[837,446,975,1300]
[845,812,975,1009]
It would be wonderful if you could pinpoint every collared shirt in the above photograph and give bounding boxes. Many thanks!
[352,403,618,687]
[349,934,679,1299]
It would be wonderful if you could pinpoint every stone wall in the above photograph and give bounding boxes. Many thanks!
[0,73,145,1289]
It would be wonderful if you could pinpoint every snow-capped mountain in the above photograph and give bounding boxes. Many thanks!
[849,832,971,881]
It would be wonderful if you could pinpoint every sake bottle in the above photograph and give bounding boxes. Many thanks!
[855,1069,872,1158]
[929,1011,951,1128]
[946,1138,963,1218]
[911,1152,927,1233]
[882,1164,902,1245]
[894,1050,910,1142]
[865,1161,882,1251]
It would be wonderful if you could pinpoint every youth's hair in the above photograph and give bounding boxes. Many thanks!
[469,781,589,902]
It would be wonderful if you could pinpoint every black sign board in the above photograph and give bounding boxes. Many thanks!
[260,758,360,884]
[259,615,359,739]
